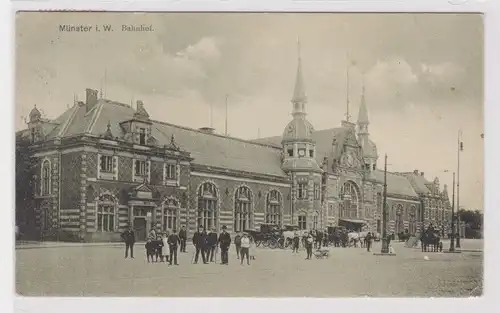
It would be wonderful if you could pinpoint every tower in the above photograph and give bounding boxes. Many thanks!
[356,80,378,171]
[281,39,322,229]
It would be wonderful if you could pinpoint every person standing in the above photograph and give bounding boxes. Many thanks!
[192,226,208,264]
[179,225,187,252]
[121,226,135,259]
[292,232,300,253]
[240,233,251,265]
[161,231,170,263]
[218,225,231,265]
[207,228,218,262]
[168,229,180,265]
[234,232,242,259]
[365,232,373,252]
[305,232,314,260]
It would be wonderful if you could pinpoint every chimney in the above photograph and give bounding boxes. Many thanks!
[413,169,419,175]
[420,172,424,176]
[85,88,99,112]
[198,127,215,134]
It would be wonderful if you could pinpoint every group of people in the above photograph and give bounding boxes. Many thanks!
[120,224,253,266]
[120,225,188,265]
[192,225,252,265]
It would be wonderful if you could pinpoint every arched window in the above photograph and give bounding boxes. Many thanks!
[234,186,252,232]
[298,212,307,230]
[97,194,116,232]
[313,211,319,230]
[409,205,417,234]
[41,160,51,196]
[163,198,179,231]
[197,182,218,230]
[340,181,359,219]
[266,189,282,225]
[396,204,404,233]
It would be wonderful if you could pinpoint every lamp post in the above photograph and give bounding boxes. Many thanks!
[449,172,456,252]
[380,154,389,254]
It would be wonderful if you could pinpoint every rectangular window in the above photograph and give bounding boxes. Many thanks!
[314,184,320,200]
[135,160,146,176]
[313,215,318,230]
[31,128,36,141]
[298,216,307,230]
[165,164,176,180]
[287,149,293,157]
[97,205,114,232]
[100,155,113,173]
[309,150,314,158]
[298,183,307,200]
[139,128,146,145]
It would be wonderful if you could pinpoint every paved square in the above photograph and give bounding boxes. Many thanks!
[16,240,483,297]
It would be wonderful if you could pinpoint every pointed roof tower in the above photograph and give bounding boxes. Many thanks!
[357,79,369,125]
[291,37,307,117]
[282,38,315,145]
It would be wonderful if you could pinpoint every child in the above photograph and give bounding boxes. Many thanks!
[234,232,242,259]
[154,235,163,262]
[438,241,443,252]
[162,231,170,263]
[240,233,251,265]
[305,232,314,260]
[145,238,155,263]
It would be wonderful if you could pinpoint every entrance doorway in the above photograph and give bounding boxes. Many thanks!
[134,218,147,241]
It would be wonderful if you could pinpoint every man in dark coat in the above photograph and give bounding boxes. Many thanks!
[121,226,135,258]
[168,229,180,265]
[179,225,187,253]
[192,226,208,264]
[206,227,218,262]
[218,225,231,265]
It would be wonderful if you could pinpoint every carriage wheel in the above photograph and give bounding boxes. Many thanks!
[262,239,270,248]
[268,239,278,249]
[285,238,292,249]
[254,238,262,247]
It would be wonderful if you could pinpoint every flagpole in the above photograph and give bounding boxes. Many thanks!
[225,94,228,136]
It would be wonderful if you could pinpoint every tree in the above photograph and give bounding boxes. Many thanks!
[15,138,37,238]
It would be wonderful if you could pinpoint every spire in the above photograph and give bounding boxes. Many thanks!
[357,77,369,125]
[291,37,307,116]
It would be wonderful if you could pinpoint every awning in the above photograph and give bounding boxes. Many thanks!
[339,218,367,225]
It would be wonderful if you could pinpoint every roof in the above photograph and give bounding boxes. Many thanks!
[282,117,315,143]
[371,170,420,198]
[21,99,287,178]
[400,173,432,195]
[357,85,369,125]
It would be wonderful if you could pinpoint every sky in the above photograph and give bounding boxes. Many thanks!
[15,12,484,210]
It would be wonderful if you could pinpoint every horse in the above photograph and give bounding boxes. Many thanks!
[421,231,441,252]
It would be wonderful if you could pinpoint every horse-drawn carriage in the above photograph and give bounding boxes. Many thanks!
[245,223,284,249]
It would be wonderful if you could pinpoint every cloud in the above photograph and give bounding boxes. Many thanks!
[177,36,223,61]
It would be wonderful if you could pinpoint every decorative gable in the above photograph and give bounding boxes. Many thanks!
[130,182,153,199]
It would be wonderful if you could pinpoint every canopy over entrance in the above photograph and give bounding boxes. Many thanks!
[338,218,367,232]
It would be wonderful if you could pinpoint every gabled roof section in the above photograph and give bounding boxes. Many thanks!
[399,172,432,195]
[371,170,419,198]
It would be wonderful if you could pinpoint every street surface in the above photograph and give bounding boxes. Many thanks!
[16,240,483,297]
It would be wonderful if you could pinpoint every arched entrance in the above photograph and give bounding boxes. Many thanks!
[340,181,359,219]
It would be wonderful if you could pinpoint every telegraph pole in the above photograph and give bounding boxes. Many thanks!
[380,154,389,253]
[449,172,456,252]
[456,130,462,248]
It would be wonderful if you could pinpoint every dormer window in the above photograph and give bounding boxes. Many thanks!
[309,149,314,158]
[139,128,146,145]
[287,148,293,157]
